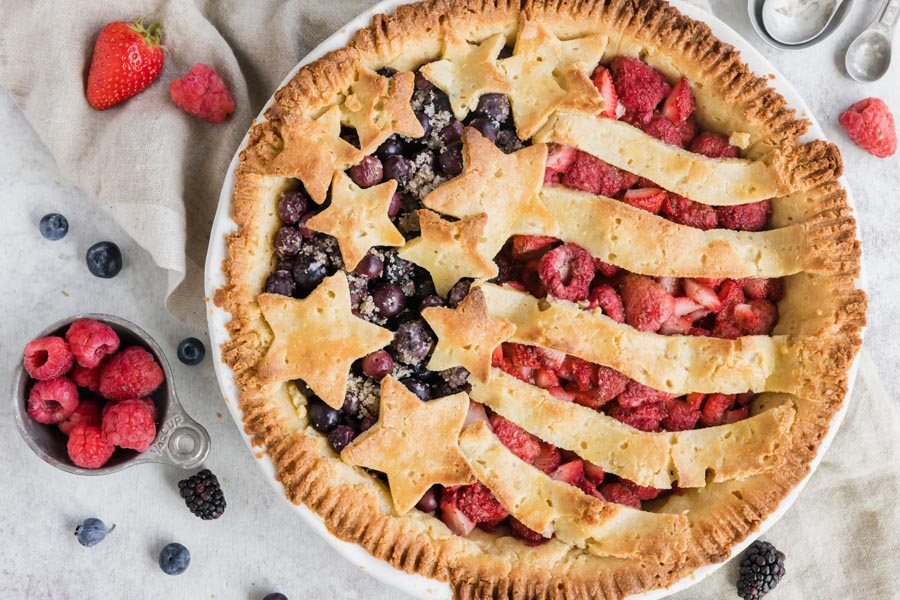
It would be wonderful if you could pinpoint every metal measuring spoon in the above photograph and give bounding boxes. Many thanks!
[762,0,846,45]
[748,0,855,50]
[846,0,900,82]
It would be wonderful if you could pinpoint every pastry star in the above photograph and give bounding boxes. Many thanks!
[422,287,515,383]
[306,171,405,270]
[423,127,558,258]
[256,272,394,409]
[341,376,475,515]
[398,210,497,295]
[499,19,606,139]
[266,105,365,204]
[420,32,512,120]
[340,68,424,154]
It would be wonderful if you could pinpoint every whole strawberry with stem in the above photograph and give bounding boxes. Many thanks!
[86,18,164,110]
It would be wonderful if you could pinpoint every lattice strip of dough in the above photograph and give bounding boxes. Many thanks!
[477,282,799,395]
[470,369,796,488]
[535,112,840,205]
[459,422,689,560]
[541,186,859,278]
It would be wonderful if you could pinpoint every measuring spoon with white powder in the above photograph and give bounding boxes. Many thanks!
[762,0,845,45]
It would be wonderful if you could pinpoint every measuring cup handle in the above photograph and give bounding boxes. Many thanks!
[147,395,211,470]
[877,0,900,31]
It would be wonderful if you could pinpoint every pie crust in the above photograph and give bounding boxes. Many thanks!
[215,1,866,598]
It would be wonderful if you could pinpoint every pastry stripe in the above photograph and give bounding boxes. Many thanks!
[458,422,689,559]
[477,282,796,395]
[541,186,859,278]
[534,112,840,205]
[470,369,796,488]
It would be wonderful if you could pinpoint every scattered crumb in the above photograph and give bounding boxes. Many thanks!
[60,290,69,297]
[216,412,223,419]
[255,451,265,459]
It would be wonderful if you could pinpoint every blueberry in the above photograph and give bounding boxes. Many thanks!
[292,255,327,291]
[361,350,393,380]
[39,213,69,241]
[327,425,356,453]
[177,337,205,366]
[278,191,309,225]
[74,518,109,547]
[415,487,440,512]
[391,320,435,366]
[383,155,412,183]
[440,121,464,145]
[447,279,472,307]
[439,141,464,176]
[388,192,402,219]
[348,156,383,188]
[159,542,191,576]
[265,270,296,296]
[85,241,123,278]
[401,377,432,401]
[263,594,289,600]
[274,227,302,258]
[496,129,523,154]
[469,117,498,143]
[414,71,434,91]
[354,254,384,279]
[307,399,341,432]
[415,111,432,138]
[372,282,406,318]
[474,93,511,123]
[377,135,404,158]
[419,295,445,310]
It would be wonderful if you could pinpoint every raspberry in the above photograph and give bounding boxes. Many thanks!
[609,57,671,114]
[716,200,771,231]
[67,424,115,469]
[662,77,694,123]
[595,366,630,404]
[138,397,159,422]
[620,274,675,332]
[551,460,601,497]
[606,400,667,432]
[598,482,641,508]
[98,346,164,400]
[661,194,718,230]
[589,285,627,323]
[711,320,743,339]
[699,393,735,427]
[509,517,548,545]
[441,483,508,530]
[101,398,157,451]
[557,356,597,391]
[27,377,79,424]
[504,343,542,369]
[59,399,102,436]
[490,415,540,463]
[643,114,689,148]
[734,300,779,335]
[660,398,701,431]
[66,319,120,368]
[617,380,672,408]
[689,131,739,158]
[622,187,667,214]
[838,97,897,158]
[510,235,557,262]
[735,392,756,407]
[716,279,747,320]
[743,278,781,300]
[23,336,74,380]
[537,243,595,302]
[590,66,618,118]
[724,406,750,424]
[170,63,236,123]
[71,364,102,392]
[562,150,632,197]
[533,443,562,474]
[594,260,620,278]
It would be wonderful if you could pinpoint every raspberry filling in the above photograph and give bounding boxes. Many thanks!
[263,55,787,541]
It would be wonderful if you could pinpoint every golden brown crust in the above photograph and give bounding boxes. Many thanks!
[216,1,865,598]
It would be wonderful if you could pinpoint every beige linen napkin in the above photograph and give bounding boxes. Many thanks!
[0,0,372,329]
[2,2,898,598]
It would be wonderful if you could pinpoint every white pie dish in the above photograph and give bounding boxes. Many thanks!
[203,1,864,597]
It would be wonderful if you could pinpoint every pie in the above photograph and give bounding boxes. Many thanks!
[215,0,865,597]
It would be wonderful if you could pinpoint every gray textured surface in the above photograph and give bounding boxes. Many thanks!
[1,0,898,598]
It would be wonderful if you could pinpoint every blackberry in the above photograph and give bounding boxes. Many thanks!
[178,469,226,520]
[736,541,786,600]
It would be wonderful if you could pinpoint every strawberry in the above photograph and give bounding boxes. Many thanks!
[658,314,693,335]
[620,274,675,332]
[86,19,164,110]
[683,279,723,312]
[591,66,618,118]
[510,235,558,262]
[689,132,739,158]
[662,77,695,123]
[700,393,735,427]
[622,188,667,214]
[533,443,562,474]
[545,143,577,173]
[597,482,641,508]
[733,300,779,335]
[552,460,601,497]
[490,415,541,463]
